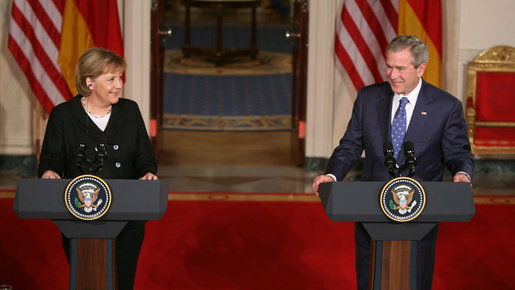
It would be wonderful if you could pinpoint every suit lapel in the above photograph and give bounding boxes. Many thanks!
[71,95,90,129]
[378,84,394,148]
[405,80,433,140]
[104,101,123,140]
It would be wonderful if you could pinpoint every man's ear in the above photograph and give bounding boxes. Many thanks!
[417,63,427,77]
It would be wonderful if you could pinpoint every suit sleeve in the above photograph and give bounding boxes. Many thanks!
[131,103,158,178]
[37,108,66,177]
[442,100,474,179]
[324,92,366,181]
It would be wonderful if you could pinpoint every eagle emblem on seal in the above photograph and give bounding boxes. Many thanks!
[75,183,103,213]
[380,177,426,222]
[390,185,417,214]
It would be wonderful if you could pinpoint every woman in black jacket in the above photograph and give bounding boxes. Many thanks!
[38,47,157,289]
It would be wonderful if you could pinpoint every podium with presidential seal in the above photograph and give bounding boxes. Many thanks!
[318,177,475,290]
[13,175,169,290]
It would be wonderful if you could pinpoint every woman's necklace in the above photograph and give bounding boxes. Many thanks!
[82,96,112,118]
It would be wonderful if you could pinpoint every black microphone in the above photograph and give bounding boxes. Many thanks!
[403,141,417,177]
[95,143,107,173]
[383,141,397,178]
[75,143,86,172]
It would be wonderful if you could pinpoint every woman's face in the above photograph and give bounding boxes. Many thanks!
[88,70,123,105]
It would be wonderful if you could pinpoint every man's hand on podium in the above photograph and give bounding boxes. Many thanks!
[453,172,471,183]
[312,175,335,196]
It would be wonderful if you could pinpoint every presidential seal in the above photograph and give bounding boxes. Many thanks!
[380,177,426,222]
[64,175,112,221]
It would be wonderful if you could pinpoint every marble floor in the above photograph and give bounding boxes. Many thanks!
[0,165,318,194]
[2,164,513,197]
[162,165,515,196]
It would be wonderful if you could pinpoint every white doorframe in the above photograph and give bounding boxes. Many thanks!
[123,0,152,132]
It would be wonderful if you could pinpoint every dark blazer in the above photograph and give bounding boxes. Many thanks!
[325,79,474,182]
[38,95,157,179]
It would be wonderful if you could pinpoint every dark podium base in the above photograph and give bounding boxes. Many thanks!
[70,239,116,290]
[369,240,416,290]
[365,223,438,289]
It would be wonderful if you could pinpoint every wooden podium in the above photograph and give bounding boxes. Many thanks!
[13,178,169,290]
[318,181,475,290]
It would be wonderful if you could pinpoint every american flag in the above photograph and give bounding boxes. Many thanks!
[8,0,72,114]
[336,0,442,91]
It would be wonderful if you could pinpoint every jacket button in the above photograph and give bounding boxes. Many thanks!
[115,162,121,168]
[113,145,119,150]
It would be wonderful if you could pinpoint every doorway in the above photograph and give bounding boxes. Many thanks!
[152,1,306,167]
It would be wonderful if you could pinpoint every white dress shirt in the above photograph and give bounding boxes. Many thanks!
[390,78,422,128]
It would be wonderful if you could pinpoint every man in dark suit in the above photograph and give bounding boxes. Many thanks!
[312,35,474,289]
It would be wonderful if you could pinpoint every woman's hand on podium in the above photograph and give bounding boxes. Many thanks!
[41,170,61,179]
[139,172,158,180]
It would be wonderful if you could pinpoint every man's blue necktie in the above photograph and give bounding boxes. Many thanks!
[391,97,409,159]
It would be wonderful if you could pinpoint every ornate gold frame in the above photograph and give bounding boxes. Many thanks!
[466,45,515,155]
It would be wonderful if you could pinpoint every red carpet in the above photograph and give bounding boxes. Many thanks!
[0,193,514,289]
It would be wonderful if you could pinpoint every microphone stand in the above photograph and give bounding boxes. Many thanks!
[402,142,417,177]
[75,143,87,174]
[94,144,107,173]
[383,141,398,178]
[75,143,107,175]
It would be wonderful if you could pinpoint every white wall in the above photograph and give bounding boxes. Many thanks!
[0,0,35,155]
[123,1,151,130]
[459,0,515,49]
[305,1,338,164]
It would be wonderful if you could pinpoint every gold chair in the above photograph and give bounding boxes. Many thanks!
[466,45,515,155]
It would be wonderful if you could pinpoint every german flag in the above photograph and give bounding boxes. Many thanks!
[398,0,442,87]
[59,0,124,96]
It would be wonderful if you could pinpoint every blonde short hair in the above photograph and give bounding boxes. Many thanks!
[75,47,126,96]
